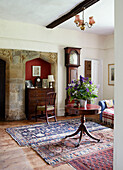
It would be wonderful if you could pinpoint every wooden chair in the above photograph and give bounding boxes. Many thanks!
[35,92,57,124]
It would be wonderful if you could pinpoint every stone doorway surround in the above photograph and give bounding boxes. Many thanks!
[0,49,57,120]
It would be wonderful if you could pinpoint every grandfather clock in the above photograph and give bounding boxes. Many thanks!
[65,47,81,115]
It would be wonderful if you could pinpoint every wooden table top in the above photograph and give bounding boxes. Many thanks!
[65,104,101,115]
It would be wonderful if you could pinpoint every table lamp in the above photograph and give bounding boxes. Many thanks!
[48,75,55,88]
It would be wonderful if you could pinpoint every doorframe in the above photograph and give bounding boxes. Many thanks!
[83,58,103,101]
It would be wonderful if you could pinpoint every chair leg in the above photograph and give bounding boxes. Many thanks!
[41,111,43,117]
[45,111,49,124]
[35,110,37,122]
[54,116,57,122]
[54,110,57,122]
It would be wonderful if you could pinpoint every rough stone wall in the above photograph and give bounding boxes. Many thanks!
[0,49,57,120]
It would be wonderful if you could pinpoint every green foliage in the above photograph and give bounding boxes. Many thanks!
[66,75,98,102]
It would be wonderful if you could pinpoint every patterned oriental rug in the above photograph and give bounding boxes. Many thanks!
[6,119,113,168]
[68,147,113,170]
[6,119,107,146]
[32,128,113,167]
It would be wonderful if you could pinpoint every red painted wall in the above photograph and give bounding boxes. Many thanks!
[25,58,51,85]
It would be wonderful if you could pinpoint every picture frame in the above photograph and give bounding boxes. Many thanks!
[108,64,115,86]
[32,66,41,77]
[42,79,48,88]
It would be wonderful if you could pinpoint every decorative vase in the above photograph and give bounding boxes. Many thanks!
[79,99,87,108]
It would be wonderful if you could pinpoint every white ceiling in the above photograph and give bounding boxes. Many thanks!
[0,0,114,35]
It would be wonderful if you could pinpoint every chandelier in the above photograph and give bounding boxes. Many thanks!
[74,7,95,30]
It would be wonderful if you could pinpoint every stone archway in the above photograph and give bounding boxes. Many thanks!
[0,49,57,120]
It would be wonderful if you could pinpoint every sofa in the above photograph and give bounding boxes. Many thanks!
[98,99,114,126]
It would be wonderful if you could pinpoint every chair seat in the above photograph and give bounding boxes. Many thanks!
[37,105,54,111]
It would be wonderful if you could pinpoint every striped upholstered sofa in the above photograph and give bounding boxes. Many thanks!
[98,99,114,126]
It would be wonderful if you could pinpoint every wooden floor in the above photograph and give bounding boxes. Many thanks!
[0,115,99,170]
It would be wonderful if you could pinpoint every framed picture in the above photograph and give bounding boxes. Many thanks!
[108,64,115,86]
[42,79,48,88]
[32,66,41,77]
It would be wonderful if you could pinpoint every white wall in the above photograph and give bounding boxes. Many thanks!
[114,0,123,169]
[103,35,114,99]
[0,19,104,50]
[0,18,113,116]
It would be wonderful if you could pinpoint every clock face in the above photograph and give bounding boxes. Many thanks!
[69,51,78,65]
[37,78,40,82]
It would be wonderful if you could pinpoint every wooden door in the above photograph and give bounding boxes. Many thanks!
[0,59,6,120]
[85,60,91,78]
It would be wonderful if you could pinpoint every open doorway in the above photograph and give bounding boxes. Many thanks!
[84,59,103,104]
[0,59,6,120]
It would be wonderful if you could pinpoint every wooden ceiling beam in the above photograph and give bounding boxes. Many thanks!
[46,0,100,29]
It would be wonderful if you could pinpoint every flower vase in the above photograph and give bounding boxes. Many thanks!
[79,99,87,108]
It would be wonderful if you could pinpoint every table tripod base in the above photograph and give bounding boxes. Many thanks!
[64,123,100,147]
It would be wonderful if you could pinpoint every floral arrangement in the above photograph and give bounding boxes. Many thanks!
[66,75,98,102]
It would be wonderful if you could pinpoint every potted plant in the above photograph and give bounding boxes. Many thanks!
[66,75,98,107]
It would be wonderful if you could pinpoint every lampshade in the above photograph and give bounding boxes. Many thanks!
[89,16,95,25]
[48,75,55,82]
[74,15,80,26]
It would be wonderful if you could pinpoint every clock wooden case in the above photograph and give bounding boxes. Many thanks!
[65,47,81,86]
[65,47,81,67]
[64,47,81,116]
